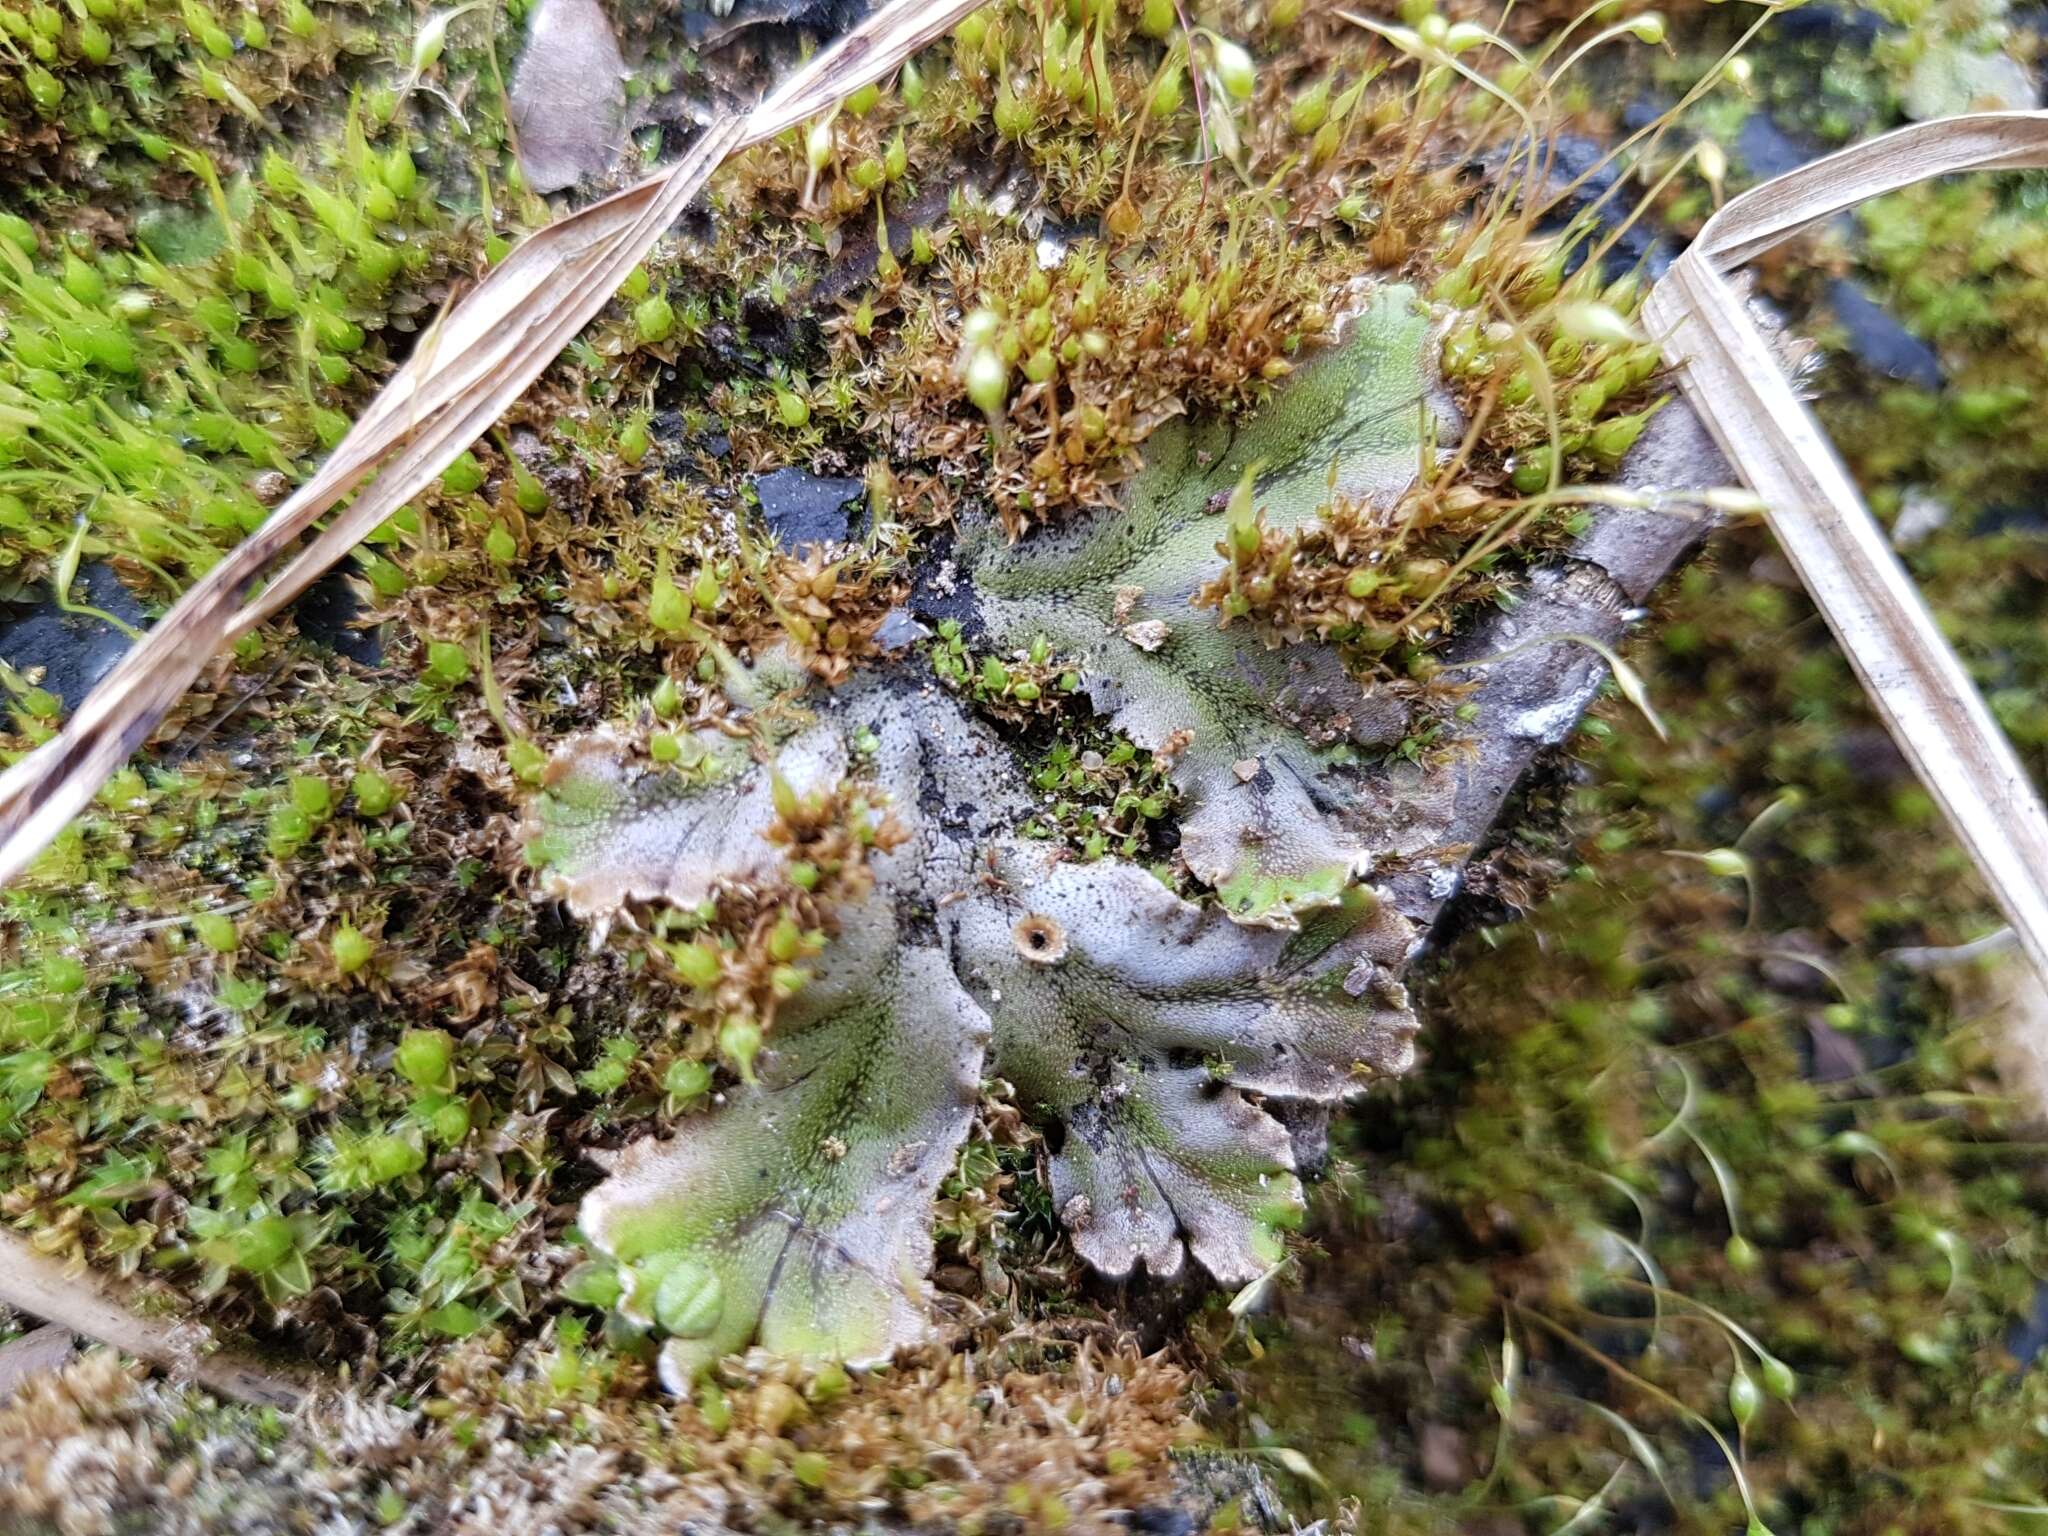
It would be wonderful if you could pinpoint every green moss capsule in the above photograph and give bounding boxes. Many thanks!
[649,572,691,633]
[441,451,486,494]
[425,641,470,686]
[663,1058,712,1103]
[192,913,239,953]
[331,924,373,974]
[670,940,722,991]
[634,293,675,343]
[289,775,331,820]
[363,1134,424,1184]
[719,1017,762,1080]
[395,1028,454,1089]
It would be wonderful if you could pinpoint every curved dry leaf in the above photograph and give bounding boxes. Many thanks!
[510,0,629,194]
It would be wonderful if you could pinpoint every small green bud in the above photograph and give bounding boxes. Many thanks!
[808,1360,850,1403]
[505,459,546,514]
[1724,1232,1760,1272]
[1760,1355,1797,1401]
[1702,847,1750,880]
[1592,405,1662,462]
[776,388,811,429]
[993,81,1034,140]
[363,1133,424,1184]
[425,640,471,686]
[618,416,650,463]
[429,1099,470,1144]
[1290,78,1330,135]
[193,913,239,953]
[331,924,373,974]
[351,769,399,816]
[441,450,486,494]
[634,293,675,344]
[289,774,332,820]
[719,1017,762,1080]
[24,65,62,115]
[663,1058,712,1103]
[965,346,1009,416]
[266,804,312,857]
[649,572,692,633]
[395,1028,454,1088]
[507,739,546,782]
[62,253,106,306]
[1210,36,1255,100]
[485,520,518,565]
[1149,58,1185,116]
[671,940,723,991]
[1509,446,1555,495]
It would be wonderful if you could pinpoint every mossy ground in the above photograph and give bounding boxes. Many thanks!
[2,1,2047,1531]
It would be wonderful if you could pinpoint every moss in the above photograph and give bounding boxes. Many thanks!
[0,0,1686,1348]
[9,2,2042,1528]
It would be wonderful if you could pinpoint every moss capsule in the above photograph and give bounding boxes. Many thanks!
[395,1028,454,1088]
[331,924,373,974]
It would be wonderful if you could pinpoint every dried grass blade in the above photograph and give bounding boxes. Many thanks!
[1643,111,2048,991]
[0,1229,311,1409]
[0,0,979,890]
